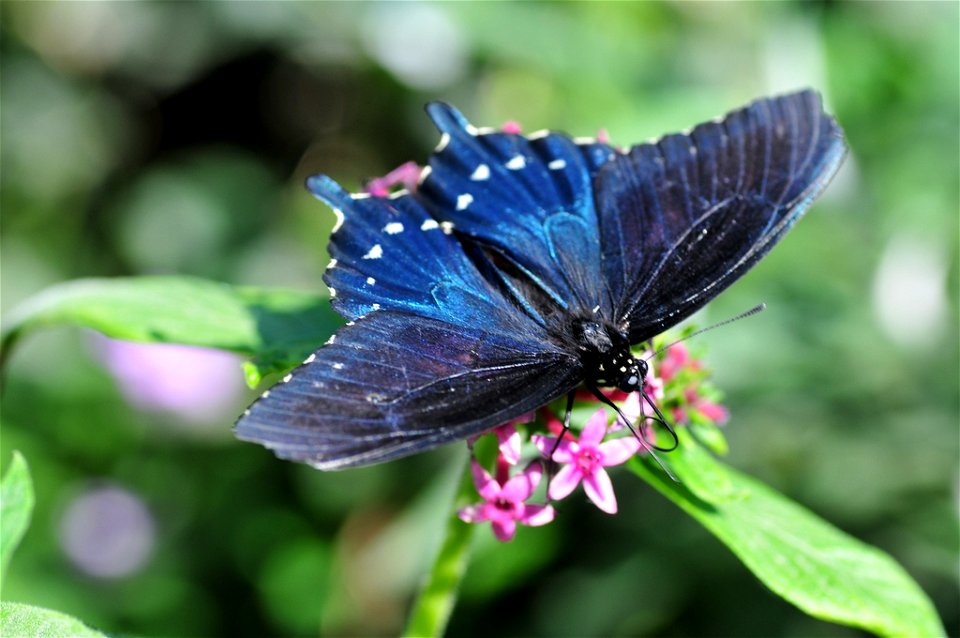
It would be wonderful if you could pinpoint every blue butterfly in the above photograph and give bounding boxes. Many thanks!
[236,90,846,470]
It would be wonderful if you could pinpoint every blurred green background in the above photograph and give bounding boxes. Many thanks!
[1,2,957,636]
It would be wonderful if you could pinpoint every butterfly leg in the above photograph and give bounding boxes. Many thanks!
[588,386,679,483]
[544,391,576,499]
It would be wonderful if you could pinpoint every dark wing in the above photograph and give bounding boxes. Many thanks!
[311,175,531,336]
[417,103,618,316]
[595,90,847,342]
[235,311,582,469]
[237,175,583,469]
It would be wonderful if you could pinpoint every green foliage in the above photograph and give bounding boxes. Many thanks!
[630,431,946,637]
[0,276,340,385]
[0,452,33,584]
[0,602,106,638]
[403,459,477,638]
[1,1,956,636]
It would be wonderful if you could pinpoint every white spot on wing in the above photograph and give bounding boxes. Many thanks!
[371,303,381,310]
[331,209,345,233]
[548,159,566,170]
[470,164,490,181]
[325,335,336,345]
[304,353,316,364]
[436,132,451,152]
[332,362,344,370]
[384,222,404,234]
[282,374,293,383]
[362,244,383,259]
[528,129,550,140]
[574,136,596,145]
[350,193,371,200]
[366,276,376,285]
[329,287,337,298]
[418,165,432,185]
[456,193,473,210]
[326,258,338,270]
[421,219,440,231]
[440,221,455,234]
[505,155,526,170]
[388,189,408,200]
[261,390,270,399]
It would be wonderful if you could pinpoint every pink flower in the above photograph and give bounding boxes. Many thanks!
[501,120,523,134]
[458,461,555,542]
[676,388,730,426]
[467,411,533,466]
[533,408,642,514]
[658,342,690,382]
[365,161,422,197]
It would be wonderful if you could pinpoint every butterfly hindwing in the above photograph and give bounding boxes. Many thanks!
[235,311,582,469]
[595,90,847,342]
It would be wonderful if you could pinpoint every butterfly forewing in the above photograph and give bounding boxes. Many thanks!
[418,103,618,315]
[595,91,846,341]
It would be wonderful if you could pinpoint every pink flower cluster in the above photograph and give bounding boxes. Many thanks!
[459,341,728,542]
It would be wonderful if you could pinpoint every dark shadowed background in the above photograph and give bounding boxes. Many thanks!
[2,2,957,636]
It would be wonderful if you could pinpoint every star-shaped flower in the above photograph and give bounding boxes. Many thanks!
[533,408,642,514]
[457,461,554,542]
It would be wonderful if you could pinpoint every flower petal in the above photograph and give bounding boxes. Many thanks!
[458,505,486,523]
[471,460,500,501]
[696,400,729,424]
[520,504,555,527]
[532,435,575,463]
[599,436,643,466]
[619,392,643,424]
[583,468,618,514]
[548,464,582,500]
[496,424,522,465]
[501,461,542,502]
[580,408,609,446]
[491,519,517,542]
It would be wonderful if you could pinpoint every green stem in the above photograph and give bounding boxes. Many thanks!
[402,457,476,638]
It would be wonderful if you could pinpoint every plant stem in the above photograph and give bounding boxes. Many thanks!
[402,457,476,638]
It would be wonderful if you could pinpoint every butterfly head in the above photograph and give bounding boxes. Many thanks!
[573,319,647,393]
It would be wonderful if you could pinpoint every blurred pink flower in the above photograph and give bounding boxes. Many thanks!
[94,336,245,424]
[533,408,642,514]
[458,460,555,542]
[365,161,423,197]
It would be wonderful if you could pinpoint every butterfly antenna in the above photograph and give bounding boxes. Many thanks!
[647,303,766,361]
[588,387,679,483]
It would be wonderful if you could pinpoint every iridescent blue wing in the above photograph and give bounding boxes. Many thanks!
[311,175,528,333]
[235,311,581,469]
[236,176,583,469]
[417,104,618,317]
[596,90,847,342]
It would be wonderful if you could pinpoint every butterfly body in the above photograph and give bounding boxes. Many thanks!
[236,90,846,470]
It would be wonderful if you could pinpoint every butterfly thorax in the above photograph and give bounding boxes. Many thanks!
[572,319,646,392]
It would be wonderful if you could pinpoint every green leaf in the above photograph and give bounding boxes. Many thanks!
[0,451,33,583]
[0,276,342,385]
[0,602,106,638]
[403,457,476,638]
[630,431,946,637]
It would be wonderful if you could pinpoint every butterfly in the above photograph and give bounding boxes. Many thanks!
[235,90,846,470]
